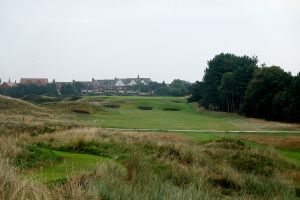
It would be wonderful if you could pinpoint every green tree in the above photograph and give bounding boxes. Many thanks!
[240,66,292,120]
[169,79,191,96]
[188,81,205,103]
[191,53,258,111]
[46,83,59,96]
[288,73,300,122]
[219,72,239,112]
[60,83,76,96]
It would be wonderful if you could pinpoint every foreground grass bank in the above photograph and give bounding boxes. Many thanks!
[1,128,300,199]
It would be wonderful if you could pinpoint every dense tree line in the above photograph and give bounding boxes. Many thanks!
[0,83,59,98]
[0,82,80,98]
[241,67,300,122]
[189,53,300,122]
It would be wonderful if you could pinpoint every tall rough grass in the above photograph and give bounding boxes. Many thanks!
[0,127,298,199]
[0,158,50,200]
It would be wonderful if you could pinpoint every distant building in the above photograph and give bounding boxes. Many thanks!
[20,78,48,86]
[76,81,93,94]
[91,76,151,94]
[0,81,16,89]
[6,76,152,95]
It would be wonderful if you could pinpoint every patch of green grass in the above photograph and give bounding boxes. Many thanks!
[37,140,131,161]
[15,145,61,169]
[29,150,107,183]
[179,132,234,143]
[279,149,300,167]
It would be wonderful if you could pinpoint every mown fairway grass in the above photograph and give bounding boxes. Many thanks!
[80,96,300,131]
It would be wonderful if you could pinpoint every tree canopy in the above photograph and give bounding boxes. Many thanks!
[190,53,258,112]
[189,53,300,122]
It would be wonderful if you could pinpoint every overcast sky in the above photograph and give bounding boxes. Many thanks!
[0,0,299,83]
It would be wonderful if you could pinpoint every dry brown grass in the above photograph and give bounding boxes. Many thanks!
[242,135,300,150]
[0,158,51,200]
[229,117,300,131]
[31,127,189,147]
[0,127,298,199]
[3,95,299,199]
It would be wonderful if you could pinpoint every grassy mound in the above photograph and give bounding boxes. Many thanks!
[0,95,42,111]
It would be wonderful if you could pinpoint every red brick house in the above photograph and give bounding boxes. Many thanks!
[20,78,48,86]
[0,82,16,89]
